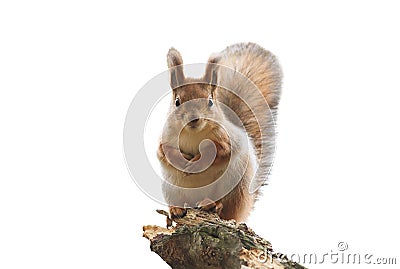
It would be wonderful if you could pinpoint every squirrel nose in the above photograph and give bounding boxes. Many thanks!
[190,118,199,123]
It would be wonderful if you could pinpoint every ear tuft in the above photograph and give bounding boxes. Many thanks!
[167,48,184,90]
[167,48,183,68]
[207,53,221,65]
[204,53,221,86]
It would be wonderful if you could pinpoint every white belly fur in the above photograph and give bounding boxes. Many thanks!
[160,122,257,207]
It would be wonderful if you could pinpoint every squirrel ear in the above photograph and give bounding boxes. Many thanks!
[167,48,184,90]
[204,54,220,87]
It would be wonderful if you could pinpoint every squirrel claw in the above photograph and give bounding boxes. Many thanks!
[166,216,173,228]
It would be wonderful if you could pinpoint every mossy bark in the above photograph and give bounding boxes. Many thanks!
[143,209,307,269]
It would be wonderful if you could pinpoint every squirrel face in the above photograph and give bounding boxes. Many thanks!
[171,82,222,133]
[166,47,223,133]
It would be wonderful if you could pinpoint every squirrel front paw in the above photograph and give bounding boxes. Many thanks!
[159,144,193,169]
[184,153,204,174]
[184,145,217,174]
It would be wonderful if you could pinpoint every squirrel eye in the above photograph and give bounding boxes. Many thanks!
[175,97,181,107]
[208,97,214,107]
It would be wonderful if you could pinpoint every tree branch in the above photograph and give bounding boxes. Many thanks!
[143,209,307,269]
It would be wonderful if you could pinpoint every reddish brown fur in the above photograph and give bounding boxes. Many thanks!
[159,43,282,222]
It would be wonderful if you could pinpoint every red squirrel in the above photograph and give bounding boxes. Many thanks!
[157,43,282,222]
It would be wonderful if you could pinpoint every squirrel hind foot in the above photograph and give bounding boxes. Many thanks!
[169,206,187,219]
[197,198,223,216]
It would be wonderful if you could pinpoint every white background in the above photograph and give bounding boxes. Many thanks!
[1,1,399,268]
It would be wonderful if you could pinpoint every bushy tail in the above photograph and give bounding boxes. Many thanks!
[214,42,282,110]
[212,43,282,186]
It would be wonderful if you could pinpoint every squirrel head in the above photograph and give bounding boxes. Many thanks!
[166,48,224,133]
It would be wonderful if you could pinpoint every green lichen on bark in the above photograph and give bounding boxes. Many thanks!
[143,209,307,269]
[151,224,242,269]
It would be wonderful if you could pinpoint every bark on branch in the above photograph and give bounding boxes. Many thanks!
[143,209,307,269]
